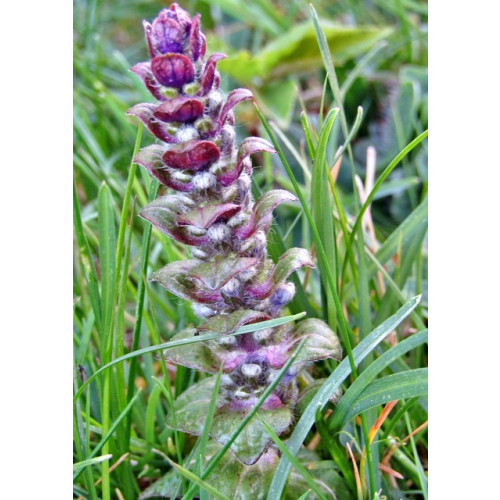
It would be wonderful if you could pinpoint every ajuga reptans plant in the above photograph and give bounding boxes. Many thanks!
[129,4,342,496]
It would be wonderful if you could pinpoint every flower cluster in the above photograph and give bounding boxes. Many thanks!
[129,3,341,468]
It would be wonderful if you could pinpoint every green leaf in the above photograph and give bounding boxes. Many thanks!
[140,442,280,500]
[218,21,392,83]
[97,183,116,354]
[166,377,293,465]
[286,319,342,366]
[211,406,292,465]
[198,310,271,336]
[254,78,297,128]
[345,369,428,422]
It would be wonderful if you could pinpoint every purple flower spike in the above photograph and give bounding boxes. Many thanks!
[130,4,343,476]
[163,140,220,170]
[151,53,194,88]
[154,97,204,122]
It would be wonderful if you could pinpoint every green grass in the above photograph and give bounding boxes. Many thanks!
[73,0,428,498]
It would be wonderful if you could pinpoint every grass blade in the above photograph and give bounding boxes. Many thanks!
[345,369,428,421]
[257,414,328,500]
[342,130,429,284]
[163,456,231,500]
[73,389,143,482]
[73,179,101,332]
[311,107,339,328]
[74,454,113,473]
[97,182,116,500]
[328,330,428,430]
[266,295,420,499]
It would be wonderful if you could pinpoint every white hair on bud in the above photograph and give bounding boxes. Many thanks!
[271,282,296,306]
[237,266,257,282]
[237,172,251,192]
[172,170,193,183]
[253,328,272,342]
[253,230,266,248]
[206,91,224,113]
[221,184,238,202]
[286,365,300,377]
[191,303,215,318]
[221,278,240,295]
[191,247,208,259]
[220,124,236,153]
[253,298,270,311]
[176,125,200,143]
[175,193,196,207]
[186,225,207,237]
[241,363,262,378]
[192,171,216,190]
[207,223,230,243]
[240,230,266,253]
[220,374,234,389]
[227,212,250,228]
[234,388,251,399]
[208,159,225,175]
[219,335,237,346]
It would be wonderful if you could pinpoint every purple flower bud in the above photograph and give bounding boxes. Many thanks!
[130,62,166,101]
[218,88,253,127]
[144,14,184,56]
[166,3,192,31]
[189,14,206,61]
[154,97,204,122]
[163,140,220,170]
[200,53,226,95]
[151,53,194,88]
[127,103,177,143]
[220,125,235,154]
[269,282,296,315]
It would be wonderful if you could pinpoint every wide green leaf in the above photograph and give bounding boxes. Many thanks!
[217,21,392,83]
